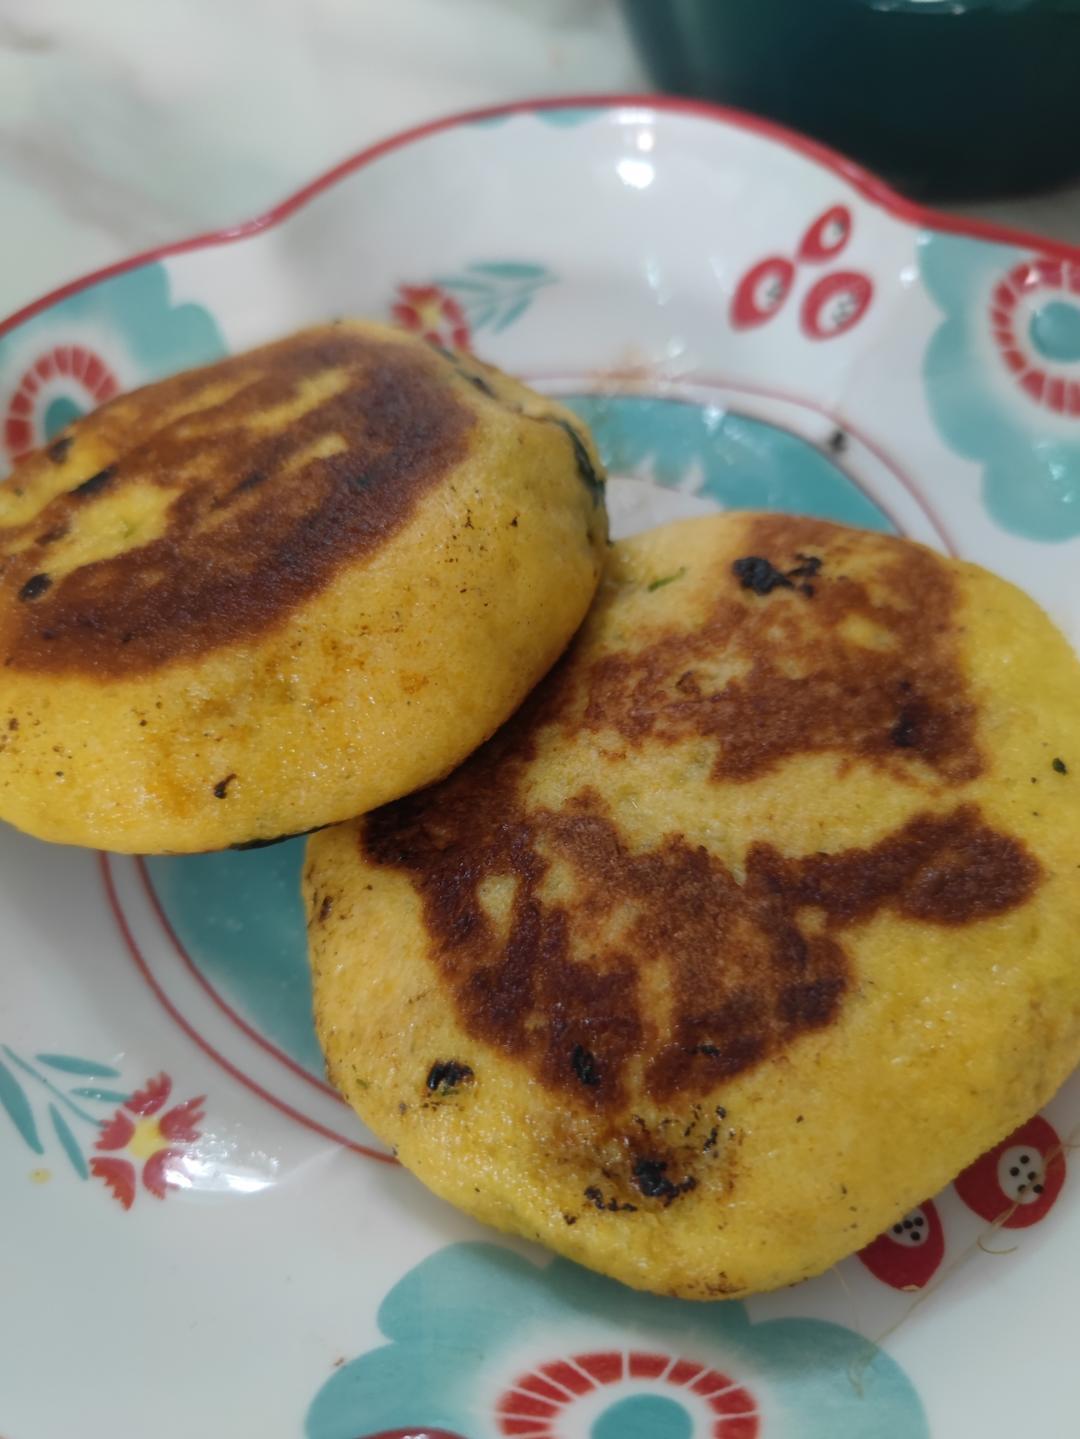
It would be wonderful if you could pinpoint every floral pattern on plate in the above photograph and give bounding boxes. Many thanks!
[0,262,223,467]
[306,1242,929,1439]
[920,233,1080,541]
[91,1073,205,1210]
[730,204,874,341]
[391,262,556,350]
[0,1047,204,1209]
[2,96,1079,1438]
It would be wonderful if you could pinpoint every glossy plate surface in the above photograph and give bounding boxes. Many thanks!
[2,97,1078,1439]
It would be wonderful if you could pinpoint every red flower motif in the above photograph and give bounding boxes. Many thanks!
[97,1110,135,1150]
[90,1072,204,1210]
[3,345,120,460]
[391,284,470,350]
[991,259,1080,416]
[89,1156,137,1212]
[160,1095,203,1142]
[127,1072,171,1116]
[496,1350,760,1437]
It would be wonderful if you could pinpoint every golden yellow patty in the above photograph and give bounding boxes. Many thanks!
[0,322,607,852]
[306,512,1080,1298]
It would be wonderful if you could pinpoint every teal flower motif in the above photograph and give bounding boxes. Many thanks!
[306,1242,928,1439]
[145,841,322,1078]
[1,262,224,464]
[564,394,894,532]
[919,231,1080,541]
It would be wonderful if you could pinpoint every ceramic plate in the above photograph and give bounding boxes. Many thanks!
[2,97,1079,1439]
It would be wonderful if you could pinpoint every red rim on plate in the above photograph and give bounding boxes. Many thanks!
[2,92,1078,343]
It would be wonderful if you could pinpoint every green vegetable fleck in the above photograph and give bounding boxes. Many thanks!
[647,566,687,593]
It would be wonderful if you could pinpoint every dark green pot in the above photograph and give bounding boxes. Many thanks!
[621,0,1080,200]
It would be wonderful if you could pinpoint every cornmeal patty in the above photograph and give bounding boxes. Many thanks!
[306,512,1080,1298]
[0,322,607,851]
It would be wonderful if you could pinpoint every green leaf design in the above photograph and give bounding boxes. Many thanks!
[49,1104,88,1179]
[35,1054,121,1078]
[433,277,494,296]
[463,303,498,331]
[466,262,549,281]
[70,1087,130,1104]
[0,1058,43,1154]
[492,297,532,334]
[410,262,555,340]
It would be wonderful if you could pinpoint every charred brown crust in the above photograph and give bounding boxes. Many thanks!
[587,515,982,785]
[0,330,475,675]
[360,517,1041,1115]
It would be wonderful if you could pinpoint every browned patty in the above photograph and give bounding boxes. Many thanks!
[360,514,1035,1113]
[307,512,1080,1297]
[0,322,607,851]
[1,327,475,676]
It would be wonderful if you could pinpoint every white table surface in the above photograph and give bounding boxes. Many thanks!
[3,0,1080,322]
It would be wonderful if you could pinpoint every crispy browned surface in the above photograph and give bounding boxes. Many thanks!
[362,514,1037,1111]
[581,513,981,785]
[366,788,1036,1112]
[308,512,1080,1297]
[0,328,474,675]
[0,322,607,850]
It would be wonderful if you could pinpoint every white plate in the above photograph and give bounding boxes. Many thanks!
[2,97,1079,1439]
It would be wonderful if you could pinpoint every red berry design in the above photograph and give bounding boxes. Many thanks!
[800,271,874,340]
[798,205,852,263]
[730,257,796,330]
[954,1115,1066,1229]
[730,208,872,339]
[857,1198,945,1290]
